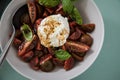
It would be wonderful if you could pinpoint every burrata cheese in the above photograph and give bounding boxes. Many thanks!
[37,14,70,47]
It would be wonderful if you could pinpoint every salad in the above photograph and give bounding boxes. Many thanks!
[13,0,95,72]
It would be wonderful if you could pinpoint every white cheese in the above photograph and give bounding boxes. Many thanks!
[37,14,70,47]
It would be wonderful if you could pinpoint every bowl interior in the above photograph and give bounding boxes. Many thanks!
[0,0,104,80]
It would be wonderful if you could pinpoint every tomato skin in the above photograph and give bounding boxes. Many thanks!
[27,0,36,24]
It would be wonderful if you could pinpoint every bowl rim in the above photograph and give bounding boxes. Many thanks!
[0,0,104,80]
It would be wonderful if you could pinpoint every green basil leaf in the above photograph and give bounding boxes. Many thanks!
[39,0,60,8]
[70,7,83,25]
[62,0,82,25]
[55,49,71,61]
[71,0,78,2]
[21,24,33,41]
[62,0,74,14]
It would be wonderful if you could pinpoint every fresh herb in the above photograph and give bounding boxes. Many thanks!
[55,49,71,61]
[62,0,83,25]
[38,0,60,8]
[70,7,83,25]
[21,24,33,41]
[62,0,74,14]
[71,0,78,2]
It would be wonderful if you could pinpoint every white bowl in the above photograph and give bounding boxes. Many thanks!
[0,0,104,80]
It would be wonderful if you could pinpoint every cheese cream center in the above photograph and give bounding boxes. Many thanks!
[37,14,70,47]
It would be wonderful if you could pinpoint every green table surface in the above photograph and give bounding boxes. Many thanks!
[0,0,120,80]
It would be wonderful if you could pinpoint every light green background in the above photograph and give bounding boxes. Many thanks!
[0,0,120,80]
